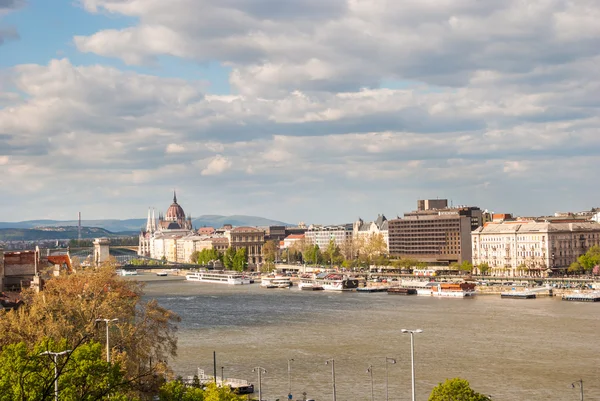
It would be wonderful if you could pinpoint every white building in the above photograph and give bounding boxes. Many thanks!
[305,224,353,249]
[471,221,600,277]
[353,214,389,251]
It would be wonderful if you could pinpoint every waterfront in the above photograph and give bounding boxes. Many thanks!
[142,276,600,400]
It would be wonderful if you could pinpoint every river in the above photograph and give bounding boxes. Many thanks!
[141,276,600,401]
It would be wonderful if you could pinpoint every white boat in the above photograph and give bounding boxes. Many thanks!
[298,274,324,290]
[185,270,251,285]
[315,273,359,291]
[433,282,476,297]
[260,275,293,288]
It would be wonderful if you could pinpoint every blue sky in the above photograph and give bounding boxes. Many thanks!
[1,0,599,223]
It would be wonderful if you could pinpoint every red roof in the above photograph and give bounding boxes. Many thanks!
[47,255,72,271]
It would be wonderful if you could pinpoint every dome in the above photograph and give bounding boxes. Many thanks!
[165,191,186,222]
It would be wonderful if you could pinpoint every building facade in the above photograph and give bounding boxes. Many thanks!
[388,214,473,264]
[353,214,389,251]
[226,227,265,265]
[471,221,600,276]
[138,192,195,262]
[305,224,353,250]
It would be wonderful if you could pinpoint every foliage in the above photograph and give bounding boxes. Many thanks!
[232,248,248,271]
[192,249,222,266]
[158,379,244,401]
[577,245,600,273]
[262,240,278,264]
[477,263,490,275]
[324,239,342,267]
[429,378,491,401]
[303,244,322,265]
[567,262,583,274]
[0,338,132,401]
[223,247,236,269]
[0,264,180,399]
[459,261,473,274]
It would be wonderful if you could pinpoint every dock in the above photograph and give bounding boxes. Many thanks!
[186,369,255,394]
[562,292,600,302]
[357,286,389,293]
[501,291,536,299]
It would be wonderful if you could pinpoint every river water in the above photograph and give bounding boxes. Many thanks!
[142,276,600,401]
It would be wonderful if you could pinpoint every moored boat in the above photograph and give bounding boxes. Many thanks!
[298,274,324,290]
[260,275,293,288]
[315,273,359,291]
[186,270,251,285]
[387,287,417,295]
[433,282,476,297]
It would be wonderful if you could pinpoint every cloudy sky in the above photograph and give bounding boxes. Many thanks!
[1,0,599,224]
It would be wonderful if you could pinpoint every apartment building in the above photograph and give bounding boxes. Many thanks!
[472,221,600,276]
[305,224,353,249]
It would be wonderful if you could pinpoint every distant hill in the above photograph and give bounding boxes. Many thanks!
[0,215,290,233]
[0,226,129,241]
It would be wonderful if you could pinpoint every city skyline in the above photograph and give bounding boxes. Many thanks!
[1,1,600,223]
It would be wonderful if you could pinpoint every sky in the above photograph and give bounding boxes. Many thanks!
[1,0,599,224]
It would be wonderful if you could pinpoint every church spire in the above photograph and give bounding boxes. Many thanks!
[173,189,177,204]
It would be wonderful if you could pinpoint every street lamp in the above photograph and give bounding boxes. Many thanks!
[572,379,584,401]
[221,366,225,385]
[325,359,336,401]
[287,358,294,399]
[366,364,374,401]
[252,366,266,401]
[95,318,119,363]
[39,350,72,401]
[385,357,397,401]
[401,329,423,401]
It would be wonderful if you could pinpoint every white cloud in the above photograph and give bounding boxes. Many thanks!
[200,155,232,176]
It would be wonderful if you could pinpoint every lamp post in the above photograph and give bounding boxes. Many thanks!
[366,364,374,401]
[221,366,225,385]
[325,359,336,401]
[252,366,266,401]
[572,379,584,401]
[39,350,72,401]
[401,329,423,401]
[287,358,294,399]
[95,318,119,363]
[385,357,397,401]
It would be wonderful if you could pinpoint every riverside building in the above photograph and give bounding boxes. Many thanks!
[471,220,600,277]
[388,202,483,264]
[305,224,353,249]
[353,214,389,251]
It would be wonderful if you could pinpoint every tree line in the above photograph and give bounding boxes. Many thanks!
[0,260,244,400]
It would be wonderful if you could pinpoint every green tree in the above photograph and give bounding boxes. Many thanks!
[303,245,322,266]
[477,263,490,276]
[577,245,600,273]
[429,378,491,401]
[0,264,180,399]
[0,339,131,401]
[262,240,278,272]
[232,248,248,272]
[223,247,236,269]
[459,261,473,274]
[325,239,341,267]
[568,261,583,274]
[159,379,205,401]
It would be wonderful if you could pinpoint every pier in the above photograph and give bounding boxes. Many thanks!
[561,292,600,302]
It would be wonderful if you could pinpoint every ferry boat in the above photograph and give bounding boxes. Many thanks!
[433,282,476,297]
[297,274,324,291]
[400,281,476,297]
[315,273,359,291]
[260,275,293,288]
[185,270,251,285]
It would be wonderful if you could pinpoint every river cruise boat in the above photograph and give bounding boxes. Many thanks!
[260,275,293,288]
[297,274,324,291]
[399,281,476,297]
[433,282,476,297]
[185,270,251,285]
[315,273,359,291]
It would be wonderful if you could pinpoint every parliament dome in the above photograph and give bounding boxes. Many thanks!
[165,191,186,222]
